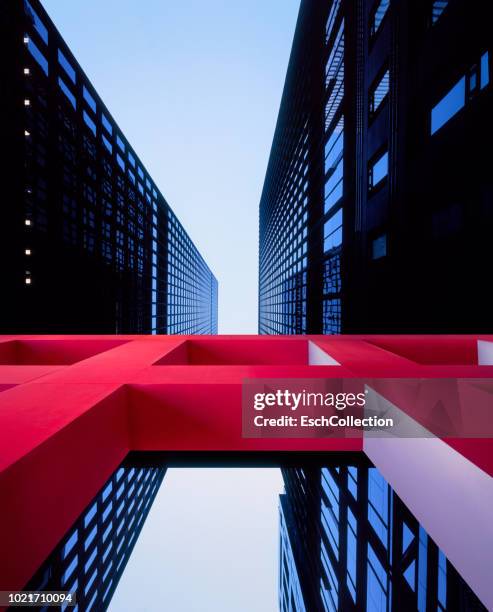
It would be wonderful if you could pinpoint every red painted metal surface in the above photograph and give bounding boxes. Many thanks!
[0,334,492,594]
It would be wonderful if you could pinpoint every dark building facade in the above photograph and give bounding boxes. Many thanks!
[259,0,492,335]
[22,461,166,612]
[279,464,486,611]
[0,0,217,334]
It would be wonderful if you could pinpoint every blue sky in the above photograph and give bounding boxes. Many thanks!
[42,0,300,333]
[108,469,284,611]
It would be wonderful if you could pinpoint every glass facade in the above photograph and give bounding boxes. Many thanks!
[0,0,217,334]
[260,0,492,335]
[24,460,166,612]
[280,464,486,611]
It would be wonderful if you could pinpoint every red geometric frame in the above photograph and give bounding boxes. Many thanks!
[0,334,492,606]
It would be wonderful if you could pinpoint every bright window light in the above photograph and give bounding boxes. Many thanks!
[25,249,31,255]
[24,68,30,75]
[24,99,30,106]
[25,278,32,285]
[25,219,31,226]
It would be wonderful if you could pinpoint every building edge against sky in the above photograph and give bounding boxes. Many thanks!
[258,0,492,335]
[0,0,218,335]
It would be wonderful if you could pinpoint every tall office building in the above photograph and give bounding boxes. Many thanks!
[25,460,166,612]
[259,0,492,335]
[0,0,217,334]
[279,465,486,611]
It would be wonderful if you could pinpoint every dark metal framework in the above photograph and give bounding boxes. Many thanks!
[279,465,486,611]
[259,0,493,334]
[0,0,217,334]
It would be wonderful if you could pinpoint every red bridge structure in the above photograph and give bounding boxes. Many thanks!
[0,334,492,608]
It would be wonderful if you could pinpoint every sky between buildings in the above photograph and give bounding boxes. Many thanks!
[38,3,299,609]
[107,468,285,612]
[42,0,301,333]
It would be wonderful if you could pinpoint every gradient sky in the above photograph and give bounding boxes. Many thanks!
[108,469,285,611]
[42,0,300,333]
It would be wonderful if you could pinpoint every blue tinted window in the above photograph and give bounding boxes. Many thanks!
[369,151,388,188]
[418,527,428,611]
[83,111,96,136]
[481,52,490,89]
[58,49,76,84]
[25,1,48,44]
[371,0,390,37]
[62,555,78,585]
[84,548,97,573]
[27,38,48,75]
[84,569,98,596]
[84,503,97,528]
[367,544,388,610]
[128,152,136,167]
[83,86,96,113]
[437,550,447,607]
[325,120,344,173]
[102,134,112,154]
[372,234,387,259]
[63,530,78,559]
[346,508,357,602]
[84,525,97,551]
[116,154,125,172]
[116,135,125,152]
[102,501,113,522]
[432,1,449,24]
[102,114,113,135]
[324,209,343,253]
[348,466,357,499]
[58,77,76,109]
[102,481,113,502]
[431,77,465,134]
[370,70,389,115]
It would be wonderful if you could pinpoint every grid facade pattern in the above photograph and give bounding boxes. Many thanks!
[167,211,218,334]
[280,465,486,611]
[24,463,166,612]
[259,0,493,335]
[258,4,311,335]
[0,0,217,335]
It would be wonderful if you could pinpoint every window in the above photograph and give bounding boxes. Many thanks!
[102,114,113,135]
[324,209,343,253]
[370,0,390,38]
[481,51,490,89]
[116,135,125,152]
[102,134,112,154]
[116,153,125,172]
[372,234,387,259]
[58,77,76,109]
[325,0,341,44]
[83,86,96,113]
[431,77,465,134]
[27,38,48,75]
[83,111,96,136]
[431,1,449,24]
[369,69,389,117]
[369,151,388,189]
[58,49,76,84]
[324,118,344,213]
[431,53,489,134]
[25,1,48,44]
